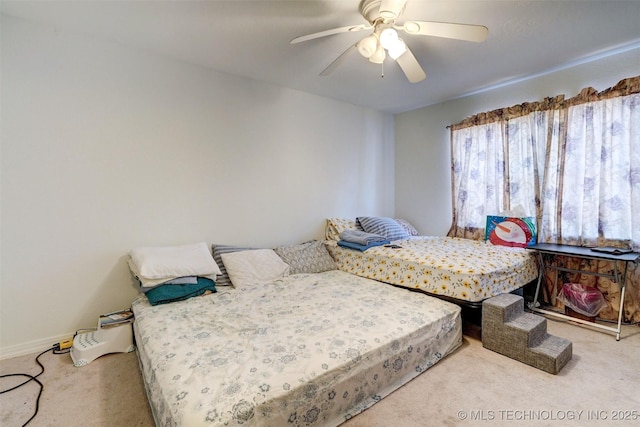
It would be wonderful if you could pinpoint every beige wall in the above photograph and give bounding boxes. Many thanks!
[0,16,395,356]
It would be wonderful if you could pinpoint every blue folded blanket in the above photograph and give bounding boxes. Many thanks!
[145,277,217,306]
[338,239,390,252]
[339,229,388,246]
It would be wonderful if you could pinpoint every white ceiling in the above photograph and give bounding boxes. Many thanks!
[3,0,640,114]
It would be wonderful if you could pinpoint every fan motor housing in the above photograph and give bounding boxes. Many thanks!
[359,0,406,24]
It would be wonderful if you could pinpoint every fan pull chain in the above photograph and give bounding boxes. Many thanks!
[381,61,384,78]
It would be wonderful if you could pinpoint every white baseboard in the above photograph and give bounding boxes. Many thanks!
[0,333,76,360]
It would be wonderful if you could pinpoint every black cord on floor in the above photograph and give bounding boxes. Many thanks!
[0,329,91,426]
[0,346,54,426]
[0,345,73,426]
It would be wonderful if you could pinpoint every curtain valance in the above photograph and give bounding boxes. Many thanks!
[450,75,640,130]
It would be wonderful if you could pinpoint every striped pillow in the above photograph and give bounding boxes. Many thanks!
[356,216,410,241]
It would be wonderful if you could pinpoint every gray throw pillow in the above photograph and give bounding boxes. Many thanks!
[274,240,337,274]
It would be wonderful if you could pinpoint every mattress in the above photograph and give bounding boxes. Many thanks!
[326,236,538,302]
[132,269,462,427]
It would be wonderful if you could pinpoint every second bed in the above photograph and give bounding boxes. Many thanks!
[326,235,538,305]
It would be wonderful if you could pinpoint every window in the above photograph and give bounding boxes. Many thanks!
[448,76,640,249]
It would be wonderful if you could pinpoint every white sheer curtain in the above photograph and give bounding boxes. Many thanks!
[450,121,505,232]
[449,111,551,238]
[506,111,549,216]
[559,94,640,247]
[449,85,639,250]
[537,108,564,244]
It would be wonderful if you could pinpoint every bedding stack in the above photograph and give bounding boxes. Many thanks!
[128,242,220,305]
[335,216,416,251]
[337,229,389,251]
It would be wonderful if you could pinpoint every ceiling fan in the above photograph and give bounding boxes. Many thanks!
[290,0,488,83]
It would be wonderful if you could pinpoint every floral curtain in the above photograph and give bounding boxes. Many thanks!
[559,94,640,247]
[447,76,640,322]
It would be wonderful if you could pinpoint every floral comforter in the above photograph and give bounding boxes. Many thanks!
[326,236,538,302]
[132,270,462,427]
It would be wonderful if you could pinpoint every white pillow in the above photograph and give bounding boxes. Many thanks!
[221,249,290,288]
[129,242,221,280]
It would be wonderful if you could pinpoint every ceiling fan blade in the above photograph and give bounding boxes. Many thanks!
[400,21,488,42]
[395,47,426,83]
[379,0,408,19]
[320,44,357,76]
[291,24,371,44]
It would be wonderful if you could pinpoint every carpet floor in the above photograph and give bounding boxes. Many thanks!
[2,318,639,427]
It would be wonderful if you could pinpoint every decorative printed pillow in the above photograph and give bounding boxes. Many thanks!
[325,218,361,241]
[212,245,259,286]
[356,216,410,241]
[220,249,290,288]
[485,215,537,248]
[395,218,420,236]
[274,240,337,274]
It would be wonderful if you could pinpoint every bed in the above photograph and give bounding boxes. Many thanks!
[132,267,462,426]
[324,217,539,306]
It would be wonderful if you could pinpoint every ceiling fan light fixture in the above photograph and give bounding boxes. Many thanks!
[357,34,378,58]
[379,28,399,50]
[294,0,488,82]
[387,38,407,59]
[368,44,386,64]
